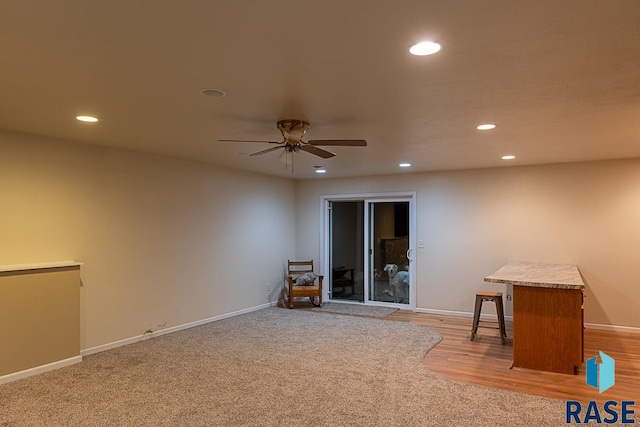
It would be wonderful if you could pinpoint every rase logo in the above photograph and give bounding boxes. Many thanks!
[565,352,635,424]
[587,351,615,393]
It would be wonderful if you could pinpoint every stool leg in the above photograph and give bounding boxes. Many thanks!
[470,296,483,341]
[495,297,507,345]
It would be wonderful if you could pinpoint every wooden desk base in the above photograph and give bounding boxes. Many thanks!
[513,285,583,374]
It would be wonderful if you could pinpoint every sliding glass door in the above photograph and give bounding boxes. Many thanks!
[368,201,411,304]
[325,194,414,308]
[329,201,365,302]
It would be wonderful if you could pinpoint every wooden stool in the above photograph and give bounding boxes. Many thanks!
[470,291,507,344]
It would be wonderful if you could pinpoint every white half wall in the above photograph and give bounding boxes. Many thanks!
[294,159,640,329]
[0,130,295,350]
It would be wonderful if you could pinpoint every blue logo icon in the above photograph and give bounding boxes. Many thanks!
[586,351,615,393]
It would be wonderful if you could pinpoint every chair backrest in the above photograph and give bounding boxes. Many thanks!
[288,260,314,276]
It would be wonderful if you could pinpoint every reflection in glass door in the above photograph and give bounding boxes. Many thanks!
[329,201,365,302]
[368,201,410,305]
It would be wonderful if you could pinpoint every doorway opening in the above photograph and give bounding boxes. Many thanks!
[323,193,415,309]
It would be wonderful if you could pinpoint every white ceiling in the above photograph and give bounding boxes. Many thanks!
[2,1,640,179]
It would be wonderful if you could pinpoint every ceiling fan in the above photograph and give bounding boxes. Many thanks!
[219,119,367,164]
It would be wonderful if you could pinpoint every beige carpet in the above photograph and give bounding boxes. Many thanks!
[0,308,606,426]
[312,302,398,317]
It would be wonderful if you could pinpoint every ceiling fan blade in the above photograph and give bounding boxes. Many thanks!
[308,139,367,147]
[301,145,336,159]
[218,139,282,144]
[250,146,285,156]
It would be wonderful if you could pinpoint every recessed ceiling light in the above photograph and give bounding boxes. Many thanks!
[476,124,496,130]
[399,163,412,168]
[76,115,98,122]
[502,155,516,160]
[199,88,227,98]
[315,169,327,174]
[409,41,441,56]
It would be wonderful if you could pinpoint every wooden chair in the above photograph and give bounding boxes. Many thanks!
[284,260,323,308]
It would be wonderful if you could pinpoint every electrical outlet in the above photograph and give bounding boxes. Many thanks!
[266,283,271,292]
[507,294,512,301]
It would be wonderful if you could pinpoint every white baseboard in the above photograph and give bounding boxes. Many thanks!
[10,302,634,387]
[584,322,640,334]
[0,302,278,386]
[414,307,514,322]
[0,356,83,385]
[82,301,278,356]
[414,307,640,333]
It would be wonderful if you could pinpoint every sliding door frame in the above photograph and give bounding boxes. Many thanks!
[320,191,417,310]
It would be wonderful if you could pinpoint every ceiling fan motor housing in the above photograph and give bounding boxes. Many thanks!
[277,119,309,144]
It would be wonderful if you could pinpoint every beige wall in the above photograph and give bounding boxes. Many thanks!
[295,159,640,329]
[0,130,296,350]
[2,125,638,358]
[0,267,81,376]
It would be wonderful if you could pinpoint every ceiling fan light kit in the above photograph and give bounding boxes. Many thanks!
[219,119,367,172]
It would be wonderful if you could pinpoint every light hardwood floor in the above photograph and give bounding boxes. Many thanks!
[387,310,639,403]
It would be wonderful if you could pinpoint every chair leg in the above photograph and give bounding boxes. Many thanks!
[287,282,294,309]
[495,297,507,344]
[309,295,323,307]
[470,296,483,340]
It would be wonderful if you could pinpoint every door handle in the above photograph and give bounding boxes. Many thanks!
[406,248,413,263]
